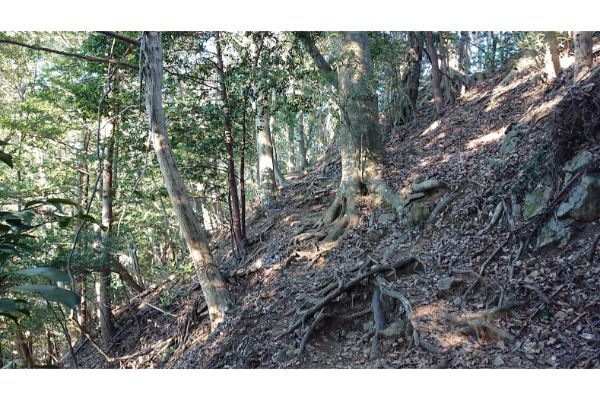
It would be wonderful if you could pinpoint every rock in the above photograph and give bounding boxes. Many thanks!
[453,296,462,306]
[378,212,396,225]
[493,355,505,367]
[556,173,600,221]
[536,217,572,248]
[563,150,593,183]
[407,201,434,225]
[362,321,374,333]
[367,229,384,242]
[437,277,461,292]
[499,123,526,159]
[276,345,298,362]
[555,310,568,321]
[380,320,405,338]
[523,182,552,219]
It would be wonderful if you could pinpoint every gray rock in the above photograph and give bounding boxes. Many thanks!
[378,212,396,225]
[563,150,593,182]
[523,183,552,219]
[380,320,405,338]
[556,173,600,221]
[407,201,434,225]
[536,217,573,248]
[499,124,526,159]
[408,192,426,200]
[437,277,461,292]
[493,355,505,367]
[276,345,298,362]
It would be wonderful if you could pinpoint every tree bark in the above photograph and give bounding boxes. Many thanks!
[399,32,423,124]
[299,32,404,242]
[295,112,308,171]
[255,90,277,205]
[544,31,561,80]
[141,31,231,329]
[98,118,115,348]
[573,31,594,83]
[286,118,295,172]
[270,116,287,187]
[425,32,445,115]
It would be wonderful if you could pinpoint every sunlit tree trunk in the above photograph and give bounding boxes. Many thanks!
[269,116,287,187]
[573,31,594,83]
[97,117,115,347]
[544,31,561,79]
[286,118,295,172]
[16,330,35,368]
[398,31,423,124]
[215,32,244,254]
[457,31,471,93]
[141,31,231,329]
[426,32,445,115]
[255,90,276,205]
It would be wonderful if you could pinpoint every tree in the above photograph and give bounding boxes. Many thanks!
[140,31,231,329]
[544,31,561,80]
[296,32,405,241]
[573,31,594,83]
[214,32,245,255]
[255,89,277,205]
[425,32,445,115]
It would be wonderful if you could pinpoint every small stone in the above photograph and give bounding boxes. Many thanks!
[496,341,506,350]
[380,320,405,338]
[453,296,462,306]
[276,345,298,362]
[378,212,397,225]
[529,270,539,278]
[437,277,461,292]
[493,355,505,367]
[555,310,568,321]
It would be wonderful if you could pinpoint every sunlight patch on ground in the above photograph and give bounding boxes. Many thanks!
[466,127,507,151]
[420,120,440,138]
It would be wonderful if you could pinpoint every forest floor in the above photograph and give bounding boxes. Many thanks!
[67,61,600,369]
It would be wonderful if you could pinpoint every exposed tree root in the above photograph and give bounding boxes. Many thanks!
[281,256,427,358]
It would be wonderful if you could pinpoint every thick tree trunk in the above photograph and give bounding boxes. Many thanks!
[98,118,115,347]
[141,32,231,329]
[269,116,287,188]
[457,31,471,95]
[399,32,423,124]
[215,32,244,254]
[574,31,594,83]
[425,32,445,115]
[255,91,277,205]
[16,330,35,368]
[299,32,404,242]
[544,31,561,79]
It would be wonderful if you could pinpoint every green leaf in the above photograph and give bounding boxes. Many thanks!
[0,151,12,168]
[9,285,80,309]
[0,312,19,324]
[45,198,78,207]
[0,298,22,313]
[14,267,70,283]
[74,212,99,225]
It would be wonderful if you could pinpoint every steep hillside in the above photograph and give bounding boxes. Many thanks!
[66,60,600,369]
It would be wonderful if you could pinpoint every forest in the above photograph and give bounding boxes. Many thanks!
[0,30,599,369]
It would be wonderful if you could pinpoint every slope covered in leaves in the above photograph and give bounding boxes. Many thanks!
[67,60,600,369]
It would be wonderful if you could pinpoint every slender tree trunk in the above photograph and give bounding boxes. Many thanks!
[573,31,594,83]
[457,31,470,94]
[98,118,115,347]
[286,118,295,172]
[296,112,308,171]
[16,330,35,368]
[255,90,276,205]
[240,100,247,238]
[425,32,445,115]
[141,32,231,329]
[270,116,287,187]
[215,32,244,254]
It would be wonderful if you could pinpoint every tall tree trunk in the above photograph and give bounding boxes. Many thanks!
[255,90,277,205]
[240,100,247,238]
[544,31,561,79]
[298,32,404,242]
[296,112,308,171]
[141,31,231,329]
[573,31,594,83]
[286,118,295,172]
[16,330,35,368]
[215,32,244,254]
[76,128,90,329]
[97,117,115,348]
[270,116,287,187]
[457,31,471,95]
[399,31,423,124]
[425,32,445,115]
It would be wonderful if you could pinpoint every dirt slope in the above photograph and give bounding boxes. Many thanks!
[68,62,600,369]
